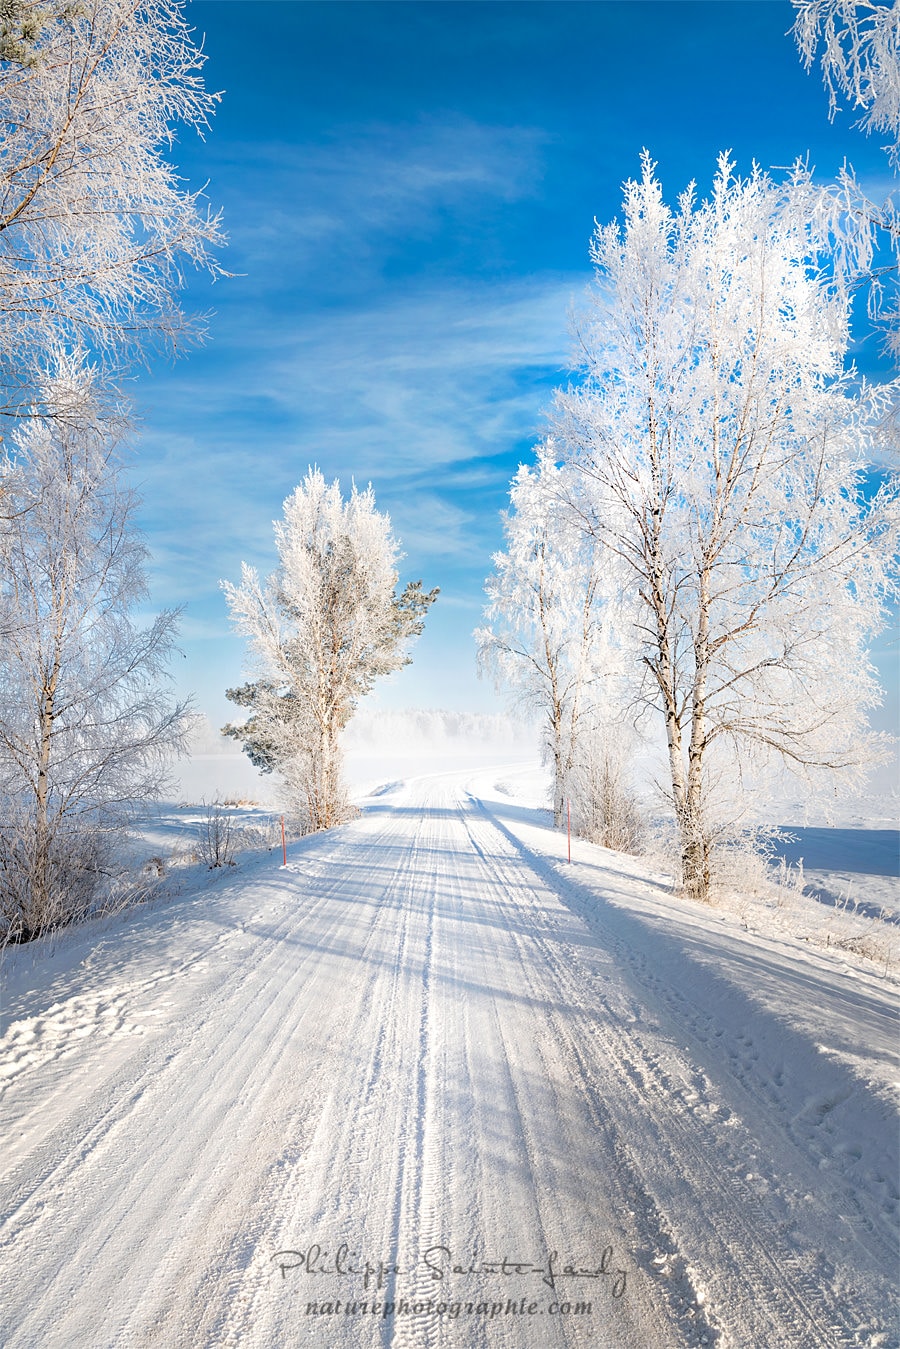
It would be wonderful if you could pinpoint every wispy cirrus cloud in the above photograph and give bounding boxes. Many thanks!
[138,273,580,594]
[134,113,581,717]
[211,117,550,281]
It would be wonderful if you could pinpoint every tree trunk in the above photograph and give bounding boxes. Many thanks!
[677,799,710,903]
[551,735,566,828]
[644,526,703,900]
[681,563,712,903]
[31,687,55,935]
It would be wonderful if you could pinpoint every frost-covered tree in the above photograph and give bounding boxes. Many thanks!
[554,154,898,902]
[791,3,900,358]
[476,443,639,838]
[0,362,191,940]
[222,469,438,831]
[0,0,223,419]
[793,1,900,161]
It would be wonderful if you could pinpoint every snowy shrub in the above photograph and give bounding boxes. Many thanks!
[639,819,803,906]
[0,817,117,942]
[708,829,801,900]
[196,799,239,869]
[233,814,281,852]
[566,744,645,854]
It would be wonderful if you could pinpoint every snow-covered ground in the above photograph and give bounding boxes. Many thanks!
[0,760,897,1347]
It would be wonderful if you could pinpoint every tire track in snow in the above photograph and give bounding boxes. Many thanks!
[1,814,425,1348]
[474,803,856,1347]
[455,801,693,1349]
[214,799,447,1348]
[2,772,891,1348]
[235,778,663,1348]
[382,793,445,1349]
[470,791,897,1348]
[205,808,438,1348]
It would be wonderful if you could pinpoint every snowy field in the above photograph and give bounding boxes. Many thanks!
[0,753,897,1348]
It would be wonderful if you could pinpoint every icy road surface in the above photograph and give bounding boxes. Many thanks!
[0,771,897,1348]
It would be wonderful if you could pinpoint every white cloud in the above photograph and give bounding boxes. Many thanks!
[216,117,549,268]
[131,114,584,717]
[231,278,573,463]
[133,270,584,731]
[135,273,584,653]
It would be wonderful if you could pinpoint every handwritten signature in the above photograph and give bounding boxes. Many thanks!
[271,1244,400,1291]
[270,1243,627,1296]
[422,1245,624,1293]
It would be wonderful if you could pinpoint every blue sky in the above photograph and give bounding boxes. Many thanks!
[134,0,897,732]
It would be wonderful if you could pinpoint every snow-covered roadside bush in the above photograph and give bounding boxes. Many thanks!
[190,800,287,869]
[0,816,116,938]
[639,816,897,975]
[196,798,239,869]
[565,741,645,853]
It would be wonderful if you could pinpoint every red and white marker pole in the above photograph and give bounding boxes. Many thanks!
[281,815,287,867]
[567,798,571,863]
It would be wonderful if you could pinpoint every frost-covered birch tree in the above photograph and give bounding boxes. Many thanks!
[0,363,191,940]
[792,1,900,161]
[554,154,897,902]
[791,2,900,357]
[0,0,223,418]
[476,443,640,844]
[222,469,438,831]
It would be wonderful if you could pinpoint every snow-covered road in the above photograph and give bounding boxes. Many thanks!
[0,771,896,1348]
